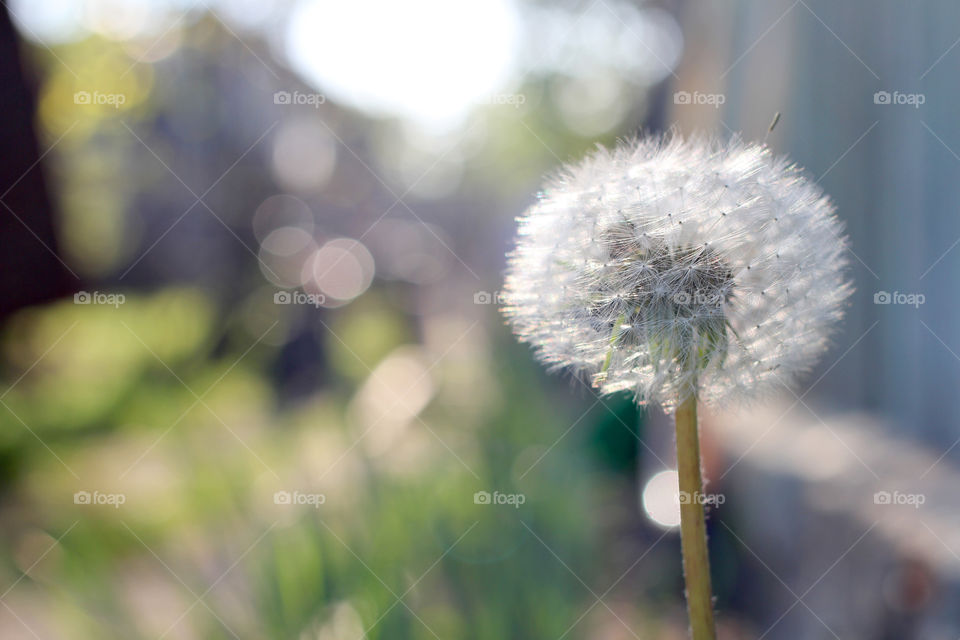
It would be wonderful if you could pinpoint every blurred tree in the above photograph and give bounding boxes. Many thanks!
[0,4,75,320]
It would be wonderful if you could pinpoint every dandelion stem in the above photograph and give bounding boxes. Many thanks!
[675,392,716,640]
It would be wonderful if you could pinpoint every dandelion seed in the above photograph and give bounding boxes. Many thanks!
[502,133,854,640]
[502,134,852,410]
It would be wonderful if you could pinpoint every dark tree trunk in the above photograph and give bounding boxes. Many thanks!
[0,4,76,321]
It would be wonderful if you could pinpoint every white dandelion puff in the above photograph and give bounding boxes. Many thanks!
[502,134,852,410]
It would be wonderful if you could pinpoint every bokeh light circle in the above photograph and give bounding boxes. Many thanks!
[642,469,681,529]
[301,238,375,306]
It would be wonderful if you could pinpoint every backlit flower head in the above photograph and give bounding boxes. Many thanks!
[502,135,852,410]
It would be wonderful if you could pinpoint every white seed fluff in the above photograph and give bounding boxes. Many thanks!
[502,135,852,410]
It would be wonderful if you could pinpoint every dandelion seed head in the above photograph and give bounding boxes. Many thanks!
[502,134,852,410]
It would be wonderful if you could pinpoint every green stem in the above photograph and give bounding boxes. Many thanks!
[674,392,716,640]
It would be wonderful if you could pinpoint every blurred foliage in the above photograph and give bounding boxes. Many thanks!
[0,290,626,639]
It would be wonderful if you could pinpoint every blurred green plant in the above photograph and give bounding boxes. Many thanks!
[0,292,613,639]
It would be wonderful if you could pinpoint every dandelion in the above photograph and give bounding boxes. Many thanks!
[502,134,851,639]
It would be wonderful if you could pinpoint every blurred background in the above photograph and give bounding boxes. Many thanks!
[0,0,957,638]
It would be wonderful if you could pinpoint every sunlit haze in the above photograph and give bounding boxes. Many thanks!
[286,0,521,129]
